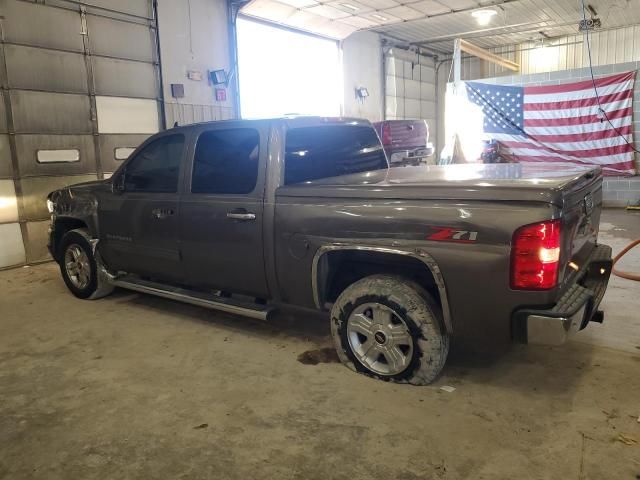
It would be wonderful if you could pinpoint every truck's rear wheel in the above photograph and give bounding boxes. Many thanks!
[330,274,449,385]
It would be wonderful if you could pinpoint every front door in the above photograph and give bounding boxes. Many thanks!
[179,124,268,297]
[99,133,186,283]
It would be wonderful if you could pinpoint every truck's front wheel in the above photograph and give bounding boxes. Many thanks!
[330,275,449,385]
[59,229,114,300]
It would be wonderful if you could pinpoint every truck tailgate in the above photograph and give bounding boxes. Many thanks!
[388,120,428,149]
[557,168,603,291]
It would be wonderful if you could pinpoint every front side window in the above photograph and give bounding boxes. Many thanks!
[191,128,260,194]
[284,126,387,185]
[123,134,184,193]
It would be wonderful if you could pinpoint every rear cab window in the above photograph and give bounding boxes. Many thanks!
[191,128,260,194]
[284,125,388,185]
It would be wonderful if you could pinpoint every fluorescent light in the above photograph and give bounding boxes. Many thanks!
[471,8,497,26]
[371,13,388,21]
[340,3,359,11]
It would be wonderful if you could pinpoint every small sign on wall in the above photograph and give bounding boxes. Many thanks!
[187,70,203,81]
[215,88,226,102]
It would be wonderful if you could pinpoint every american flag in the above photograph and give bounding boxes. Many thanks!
[466,71,637,176]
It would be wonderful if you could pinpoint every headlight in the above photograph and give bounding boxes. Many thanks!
[47,199,55,213]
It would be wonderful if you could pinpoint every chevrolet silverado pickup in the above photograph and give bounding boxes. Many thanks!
[47,117,612,385]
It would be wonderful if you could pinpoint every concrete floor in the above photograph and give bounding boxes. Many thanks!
[1,210,639,480]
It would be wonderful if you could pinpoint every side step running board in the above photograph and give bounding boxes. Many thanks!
[110,276,273,321]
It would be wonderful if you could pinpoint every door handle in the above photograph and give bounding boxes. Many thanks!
[226,211,256,221]
[151,208,175,219]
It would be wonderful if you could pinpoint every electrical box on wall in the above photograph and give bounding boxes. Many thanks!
[171,83,184,98]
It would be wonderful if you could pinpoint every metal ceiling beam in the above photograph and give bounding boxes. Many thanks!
[411,20,552,45]
[414,19,581,46]
[458,38,520,71]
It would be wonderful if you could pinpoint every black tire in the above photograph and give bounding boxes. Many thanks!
[58,229,113,300]
[330,274,449,385]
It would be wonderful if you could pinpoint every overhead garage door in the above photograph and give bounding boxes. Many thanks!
[0,0,162,268]
[385,49,437,147]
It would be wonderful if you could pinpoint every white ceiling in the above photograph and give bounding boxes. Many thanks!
[241,0,640,52]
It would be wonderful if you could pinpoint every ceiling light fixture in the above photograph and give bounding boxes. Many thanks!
[471,8,497,26]
[340,3,359,11]
[371,13,388,21]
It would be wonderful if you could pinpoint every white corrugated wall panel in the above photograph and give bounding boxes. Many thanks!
[0,223,26,268]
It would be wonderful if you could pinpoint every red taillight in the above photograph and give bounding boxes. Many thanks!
[381,123,391,145]
[511,219,562,290]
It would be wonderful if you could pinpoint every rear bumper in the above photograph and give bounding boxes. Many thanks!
[513,244,612,345]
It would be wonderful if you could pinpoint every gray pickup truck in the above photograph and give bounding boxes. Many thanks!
[47,117,612,385]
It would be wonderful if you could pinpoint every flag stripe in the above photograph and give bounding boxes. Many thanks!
[523,89,633,111]
[524,116,633,136]
[506,125,634,143]
[523,98,631,120]
[504,149,633,165]
[502,142,633,159]
[523,81,633,104]
[503,156,635,174]
[523,106,632,127]
[495,134,633,151]
[523,71,634,95]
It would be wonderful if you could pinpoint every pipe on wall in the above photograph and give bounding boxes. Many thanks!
[227,0,249,119]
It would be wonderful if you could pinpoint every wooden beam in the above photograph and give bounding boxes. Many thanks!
[459,39,520,72]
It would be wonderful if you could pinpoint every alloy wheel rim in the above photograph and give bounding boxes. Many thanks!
[346,302,414,376]
[64,244,91,290]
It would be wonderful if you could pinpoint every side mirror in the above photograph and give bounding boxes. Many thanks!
[112,173,126,194]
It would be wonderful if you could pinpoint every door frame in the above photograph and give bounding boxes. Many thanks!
[178,120,271,296]
[100,128,192,277]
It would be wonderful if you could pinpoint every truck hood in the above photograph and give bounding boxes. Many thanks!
[276,163,602,205]
[66,179,108,191]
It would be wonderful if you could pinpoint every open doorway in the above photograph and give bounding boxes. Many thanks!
[236,17,342,119]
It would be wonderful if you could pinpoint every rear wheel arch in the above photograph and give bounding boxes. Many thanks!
[330,274,449,384]
[312,246,452,334]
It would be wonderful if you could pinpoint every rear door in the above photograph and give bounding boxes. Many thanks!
[178,123,269,297]
[98,133,186,283]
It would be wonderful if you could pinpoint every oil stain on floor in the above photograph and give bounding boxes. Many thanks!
[297,347,340,365]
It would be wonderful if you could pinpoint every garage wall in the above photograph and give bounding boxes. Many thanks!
[0,0,162,269]
[385,49,437,147]
[156,0,236,126]
[341,31,384,122]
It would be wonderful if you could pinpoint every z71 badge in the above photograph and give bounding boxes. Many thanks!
[427,227,478,243]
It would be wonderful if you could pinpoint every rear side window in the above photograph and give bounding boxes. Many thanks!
[192,128,260,194]
[284,126,387,185]
[124,134,184,193]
